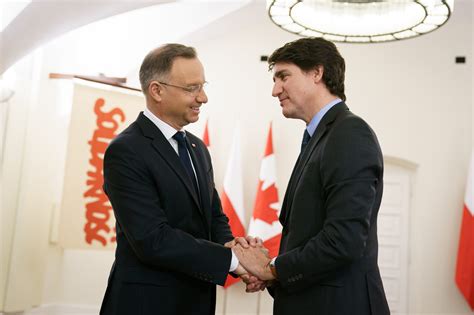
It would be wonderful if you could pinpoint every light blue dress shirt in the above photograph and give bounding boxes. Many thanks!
[306,98,342,137]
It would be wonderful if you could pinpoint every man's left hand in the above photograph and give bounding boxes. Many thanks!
[232,244,274,281]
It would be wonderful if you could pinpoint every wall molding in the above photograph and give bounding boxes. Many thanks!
[26,304,99,315]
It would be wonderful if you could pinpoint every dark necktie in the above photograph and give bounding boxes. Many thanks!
[173,132,199,194]
[301,129,311,153]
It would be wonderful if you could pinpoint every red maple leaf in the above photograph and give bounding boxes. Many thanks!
[253,181,279,224]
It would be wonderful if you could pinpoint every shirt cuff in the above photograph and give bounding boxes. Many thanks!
[229,250,239,272]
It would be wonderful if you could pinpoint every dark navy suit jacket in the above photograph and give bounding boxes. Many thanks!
[100,112,233,315]
[272,103,390,315]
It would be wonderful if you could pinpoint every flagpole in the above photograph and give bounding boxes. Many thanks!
[256,291,261,315]
[222,289,228,315]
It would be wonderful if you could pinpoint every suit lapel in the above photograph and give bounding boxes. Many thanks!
[280,103,349,225]
[136,113,202,212]
[186,135,212,231]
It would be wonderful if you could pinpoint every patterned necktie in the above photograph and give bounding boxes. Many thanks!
[301,129,311,153]
[173,131,199,194]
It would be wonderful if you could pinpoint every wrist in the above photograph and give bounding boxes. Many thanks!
[265,259,277,280]
[234,263,247,276]
[270,258,278,279]
[229,249,239,272]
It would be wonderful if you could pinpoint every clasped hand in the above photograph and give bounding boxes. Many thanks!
[224,236,273,293]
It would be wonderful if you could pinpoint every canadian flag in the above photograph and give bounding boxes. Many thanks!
[248,123,282,258]
[221,128,246,288]
[455,151,474,310]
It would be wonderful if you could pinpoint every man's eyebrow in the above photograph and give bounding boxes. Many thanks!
[273,70,288,79]
[186,80,206,86]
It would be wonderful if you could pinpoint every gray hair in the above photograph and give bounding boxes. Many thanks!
[139,43,197,94]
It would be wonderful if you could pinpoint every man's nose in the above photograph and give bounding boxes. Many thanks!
[197,88,208,103]
[272,82,282,97]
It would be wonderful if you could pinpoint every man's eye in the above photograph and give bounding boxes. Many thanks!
[187,85,199,92]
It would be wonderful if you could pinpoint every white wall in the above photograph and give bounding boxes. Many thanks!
[0,1,253,313]
[1,0,472,314]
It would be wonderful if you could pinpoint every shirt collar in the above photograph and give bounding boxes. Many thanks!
[143,107,184,140]
[306,98,342,137]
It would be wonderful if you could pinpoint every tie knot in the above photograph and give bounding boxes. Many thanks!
[301,129,311,152]
[173,131,186,144]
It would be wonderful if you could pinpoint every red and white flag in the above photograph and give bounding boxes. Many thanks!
[455,150,474,310]
[248,123,282,258]
[202,119,210,147]
[221,128,246,288]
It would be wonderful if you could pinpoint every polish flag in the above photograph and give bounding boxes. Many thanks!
[221,128,246,288]
[248,123,282,258]
[455,151,474,310]
[202,119,210,147]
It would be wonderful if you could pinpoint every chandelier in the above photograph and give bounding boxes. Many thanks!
[266,0,454,43]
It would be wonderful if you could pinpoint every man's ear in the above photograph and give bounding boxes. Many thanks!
[313,65,324,83]
[148,81,162,102]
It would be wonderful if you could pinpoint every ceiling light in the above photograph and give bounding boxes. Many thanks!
[266,0,454,43]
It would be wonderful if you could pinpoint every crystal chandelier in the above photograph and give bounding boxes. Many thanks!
[266,0,454,43]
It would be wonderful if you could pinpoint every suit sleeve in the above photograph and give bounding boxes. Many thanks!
[276,117,383,292]
[104,138,232,286]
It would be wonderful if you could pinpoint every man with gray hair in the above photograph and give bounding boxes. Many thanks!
[99,44,259,315]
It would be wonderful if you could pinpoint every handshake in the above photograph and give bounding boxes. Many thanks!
[224,236,276,293]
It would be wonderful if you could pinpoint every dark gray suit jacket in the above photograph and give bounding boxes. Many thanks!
[272,102,390,315]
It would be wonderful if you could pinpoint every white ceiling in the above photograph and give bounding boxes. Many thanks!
[0,0,176,74]
[1,0,468,76]
[1,0,246,75]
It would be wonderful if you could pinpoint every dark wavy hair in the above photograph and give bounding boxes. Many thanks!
[268,37,346,101]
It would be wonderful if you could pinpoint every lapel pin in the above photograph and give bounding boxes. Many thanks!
[191,143,196,148]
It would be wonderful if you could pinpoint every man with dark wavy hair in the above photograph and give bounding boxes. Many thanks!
[233,37,390,315]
